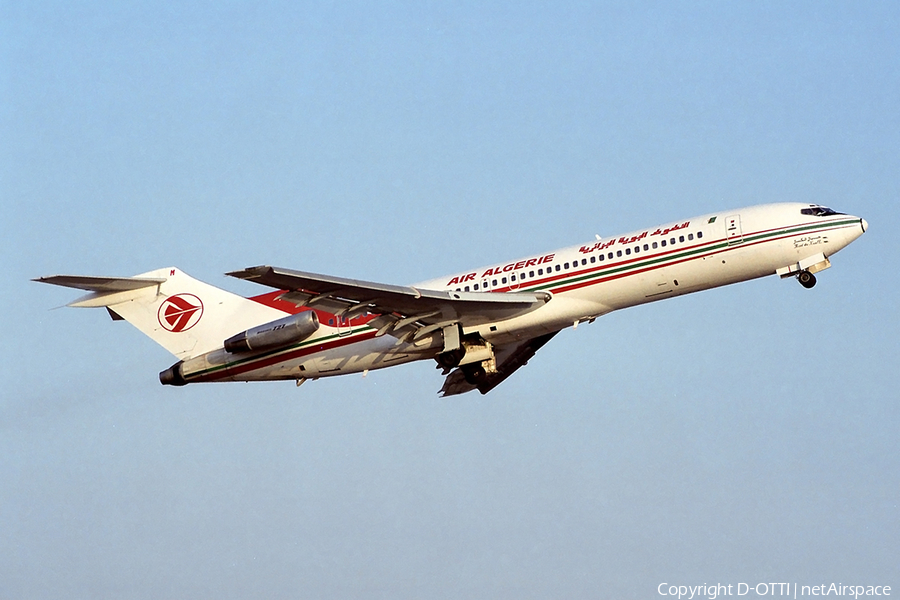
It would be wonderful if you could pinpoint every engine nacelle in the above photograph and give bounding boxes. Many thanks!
[224,310,319,353]
[159,361,187,386]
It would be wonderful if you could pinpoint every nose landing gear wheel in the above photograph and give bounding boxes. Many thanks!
[798,271,817,289]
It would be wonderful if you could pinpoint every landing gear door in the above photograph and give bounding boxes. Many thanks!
[726,215,743,245]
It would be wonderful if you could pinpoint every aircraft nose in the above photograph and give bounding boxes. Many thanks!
[861,218,869,233]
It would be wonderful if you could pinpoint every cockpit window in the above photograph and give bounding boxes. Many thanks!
[801,205,844,217]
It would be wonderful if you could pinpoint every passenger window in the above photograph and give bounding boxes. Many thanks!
[688,233,694,241]
[492,279,498,286]
[670,238,676,245]
[510,274,516,281]
[625,248,631,255]
[653,242,658,249]
[464,286,470,292]
[679,235,685,243]
[599,254,605,261]
[697,231,703,239]
[617,250,622,257]
[564,262,569,269]
[634,246,640,254]
[608,252,613,259]
[537,269,543,276]
[661,240,667,247]
[529,270,534,277]
[590,256,596,263]
[555,265,561,272]
[473,283,479,290]
[643,244,649,251]
[502,277,507,284]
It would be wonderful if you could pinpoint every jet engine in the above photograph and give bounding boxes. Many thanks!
[224,310,319,353]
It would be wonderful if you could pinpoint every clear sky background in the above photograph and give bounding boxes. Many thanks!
[2,2,898,598]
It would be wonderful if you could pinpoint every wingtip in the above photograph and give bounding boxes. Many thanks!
[225,265,271,279]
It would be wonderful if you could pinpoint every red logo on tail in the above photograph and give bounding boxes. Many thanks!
[158,294,203,332]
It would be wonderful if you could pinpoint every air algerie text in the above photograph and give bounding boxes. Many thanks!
[446,254,556,286]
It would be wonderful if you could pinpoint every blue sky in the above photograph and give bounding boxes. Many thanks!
[2,2,898,598]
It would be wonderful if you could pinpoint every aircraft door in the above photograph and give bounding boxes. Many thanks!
[726,215,743,245]
[328,313,353,336]
[336,314,352,336]
[508,271,521,291]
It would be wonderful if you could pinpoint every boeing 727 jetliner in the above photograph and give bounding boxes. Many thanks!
[36,203,867,396]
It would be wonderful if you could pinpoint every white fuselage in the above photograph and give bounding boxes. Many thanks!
[186,203,866,383]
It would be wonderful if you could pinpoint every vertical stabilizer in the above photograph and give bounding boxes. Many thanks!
[35,267,287,359]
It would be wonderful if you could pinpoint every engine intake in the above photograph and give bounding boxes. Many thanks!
[224,310,319,353]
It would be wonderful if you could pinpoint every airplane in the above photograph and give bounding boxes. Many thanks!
[35,203,867,396]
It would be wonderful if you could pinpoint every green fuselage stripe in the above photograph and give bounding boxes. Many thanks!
[188,326,371,378]
[519,218,856,293]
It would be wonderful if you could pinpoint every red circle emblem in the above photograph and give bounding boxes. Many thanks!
[158,294,204,332]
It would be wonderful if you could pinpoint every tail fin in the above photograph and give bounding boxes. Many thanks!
[35,267,287,359]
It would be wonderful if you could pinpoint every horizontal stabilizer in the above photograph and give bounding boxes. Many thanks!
[32,275,165,292]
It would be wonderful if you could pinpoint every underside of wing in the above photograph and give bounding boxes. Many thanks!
[227,265,551,344]
[439,332,558,397]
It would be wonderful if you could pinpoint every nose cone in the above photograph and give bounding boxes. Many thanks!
[834,214,868,251]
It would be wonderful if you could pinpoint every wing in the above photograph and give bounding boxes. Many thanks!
[439,332,558,397]
[227,265,551,343]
